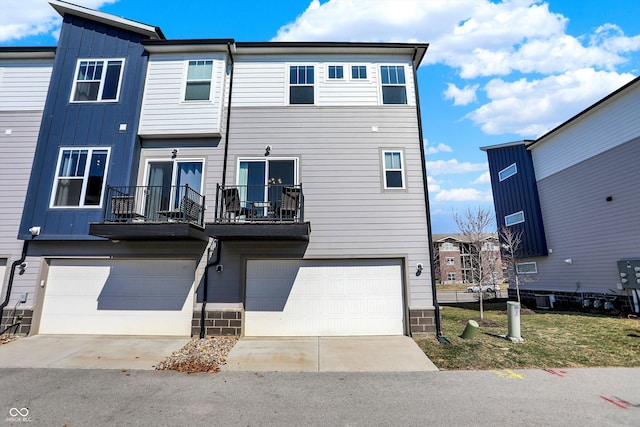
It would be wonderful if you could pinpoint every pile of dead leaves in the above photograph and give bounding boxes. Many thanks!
[155,336,238,373]
[0,335,21,345]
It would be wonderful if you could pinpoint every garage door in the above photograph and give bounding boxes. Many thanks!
[39,259,195,336]
[245,259,404,336]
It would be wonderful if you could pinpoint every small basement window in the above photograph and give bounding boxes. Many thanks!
[499,163,517,181]
[516,262,538,274]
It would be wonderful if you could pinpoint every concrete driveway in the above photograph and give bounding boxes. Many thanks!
[0,335,189,370]
[223,336,438,372]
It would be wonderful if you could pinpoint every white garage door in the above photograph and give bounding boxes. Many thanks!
[245,259,404,336]
[39,259,195,336]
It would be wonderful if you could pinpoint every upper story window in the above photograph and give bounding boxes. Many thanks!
[289,65,314,104]
[51,148,109,208]
[71,59,124,102]
[327,65,344,80]
[382,150,405,189]
[447,272,456,281]
[185,60,213,101]
[516,262,538,274]
[505,211,525,226]
[446,257,455,266]
[498,163,517,181]
[352,65,367,79]
[442,242,456,251]
[380,65,407,104]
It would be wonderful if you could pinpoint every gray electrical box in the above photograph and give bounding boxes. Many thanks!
[617,260,640,289]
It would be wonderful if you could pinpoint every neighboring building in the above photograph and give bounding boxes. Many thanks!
[1,1,438,337]
[432,234,503,285]
[0,47,55,333]
[482,76,640,312]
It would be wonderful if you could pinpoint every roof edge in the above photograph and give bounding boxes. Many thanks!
[529,74,640,148]
[480,139,534,152]
[49,0,164,40]
[0,47,56,59]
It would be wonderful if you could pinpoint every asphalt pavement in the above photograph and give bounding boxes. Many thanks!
[1,367,638,426]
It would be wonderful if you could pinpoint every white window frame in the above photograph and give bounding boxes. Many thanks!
[50,147,111,208]
[70,58,125,103]
[235,157,300,186]
[498,163,517,181]
[442,242,456,251]
[505,211,525,226]
[351,64,368,80]
[379,64,408,105]
[381,149,406,190]
[446,257,455,266]
[287,64,315,105]
[183,60,214,102]
[447,272,456,281]
[516,262,538,274]
[326,65,345,81]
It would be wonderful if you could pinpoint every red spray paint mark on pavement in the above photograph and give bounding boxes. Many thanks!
[544,369,568,377]
[600,396,640,409]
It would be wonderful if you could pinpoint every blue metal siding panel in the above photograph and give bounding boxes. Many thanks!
[19,14,148,240]
[486,144,547,257]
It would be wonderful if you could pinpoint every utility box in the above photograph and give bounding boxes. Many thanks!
[507,301,524,342]
[617,260,640,289]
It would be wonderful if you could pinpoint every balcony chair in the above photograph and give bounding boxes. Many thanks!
[279,187,300,221]
[223,187,252,221]
[158,196,202,224]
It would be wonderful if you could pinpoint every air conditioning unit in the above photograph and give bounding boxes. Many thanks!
[535,294,555,309]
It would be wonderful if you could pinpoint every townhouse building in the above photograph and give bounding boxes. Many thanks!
[1,0,438,337]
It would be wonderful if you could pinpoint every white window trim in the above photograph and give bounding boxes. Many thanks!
[379,64,408,106]
[287,64,316,106]
[69,58,125,103]
[498,163,517,181]
[505,211,525,226]
[350,64,369,81]
[516,262,538,274]
[50,147,111,209]
[447,272,456,281]
[181,59,214,103]
[381,149,406,190]
[326,64,345,82]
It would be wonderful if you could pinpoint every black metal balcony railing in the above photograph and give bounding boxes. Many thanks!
[103,185,205,226]
[214,184,303,223]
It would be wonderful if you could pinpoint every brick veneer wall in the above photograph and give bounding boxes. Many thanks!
[409,308,436,336]
[192,310,242,337]
[0,309,33,335]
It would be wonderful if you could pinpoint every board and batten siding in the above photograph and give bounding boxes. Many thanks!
[0,61,52,111]
[139,53,227,137]
[232,56,416,108]
[225,106,431,307]
[532,80,640,180]
[522,137,640,294]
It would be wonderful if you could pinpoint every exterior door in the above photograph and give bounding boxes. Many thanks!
[238,159,296,216]
[145,160,203,219]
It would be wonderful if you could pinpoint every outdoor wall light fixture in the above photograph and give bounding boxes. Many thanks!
[564,259,573,265]
[265,145,272,156]
[416,263,423,276]
[28,226,40,237]
[606,196,613,202]
[171,148,178,158]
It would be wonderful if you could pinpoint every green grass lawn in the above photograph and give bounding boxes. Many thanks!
[416,301,640,370]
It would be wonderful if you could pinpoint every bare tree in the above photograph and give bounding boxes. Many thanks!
[499,226,530,305]
[454,207,493,319]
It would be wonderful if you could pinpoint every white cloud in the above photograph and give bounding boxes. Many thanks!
[444,83,478,106]
[0,0,116,43]
[466,69,636,136]
[435,188,493,202]
[473,171,491,184]
[424,140,453,154]
[427,176,441,193]
[426,159,487,175]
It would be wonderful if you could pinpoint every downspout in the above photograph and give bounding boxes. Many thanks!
[199,42,235,339]
[411,46,446,342]
[0,240,29,334]
[200,239,221,339]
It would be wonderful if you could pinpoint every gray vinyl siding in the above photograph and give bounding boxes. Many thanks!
[0,61,52,110]
[523,137,640,294]
[225,106,432,308]
[0,111,44,307]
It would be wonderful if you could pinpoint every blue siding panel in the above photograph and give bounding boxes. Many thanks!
[486,144,548,257]
[19,14,149,240]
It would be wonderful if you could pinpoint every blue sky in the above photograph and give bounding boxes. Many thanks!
[2,0,639,233]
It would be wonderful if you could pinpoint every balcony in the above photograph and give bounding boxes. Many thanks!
[89,185,208,241]
[205,184,310,241]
